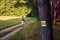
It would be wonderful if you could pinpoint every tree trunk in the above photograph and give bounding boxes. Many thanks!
[37,0,53,40]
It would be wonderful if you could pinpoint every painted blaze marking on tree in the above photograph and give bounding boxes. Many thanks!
[41,21,46,26]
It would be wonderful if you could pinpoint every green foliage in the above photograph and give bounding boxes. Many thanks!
[0,0,32,17]
[27,8,39,18]
[26,0,39,17]
[0,0,38,17]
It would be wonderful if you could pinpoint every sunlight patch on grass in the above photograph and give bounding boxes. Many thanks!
[0,16,21,20]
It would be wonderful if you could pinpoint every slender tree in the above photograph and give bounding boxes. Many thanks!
[37,0,53,40]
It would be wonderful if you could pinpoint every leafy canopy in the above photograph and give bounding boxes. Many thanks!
[0,0,38,17]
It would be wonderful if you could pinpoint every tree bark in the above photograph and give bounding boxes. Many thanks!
[37,0,53,40]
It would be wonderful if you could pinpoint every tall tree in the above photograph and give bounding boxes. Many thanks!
[38,0,53,40]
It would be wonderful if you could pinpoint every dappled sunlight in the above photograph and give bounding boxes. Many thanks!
[0,16,21,20]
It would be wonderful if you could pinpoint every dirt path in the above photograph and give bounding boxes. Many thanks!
[0,20,33,34]
[0,24,22,34]
[0,20,35,40]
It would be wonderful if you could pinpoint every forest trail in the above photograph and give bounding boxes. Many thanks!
[0,20,35,40]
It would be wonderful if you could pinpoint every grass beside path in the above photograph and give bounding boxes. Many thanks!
[5,21,60,40]
[53,22,60,40]
[0,17,37,30]
[5,21,40,40]
[0,18,20,30]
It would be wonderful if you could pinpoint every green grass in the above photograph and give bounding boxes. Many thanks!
[25,17,37,21]
[0,18,20,30]
[0,17,37,30]
[0,17,37,37]
[53,23,60,40]
[5,21,60,40]
[1,18,60,40]
[6,21,40,40]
